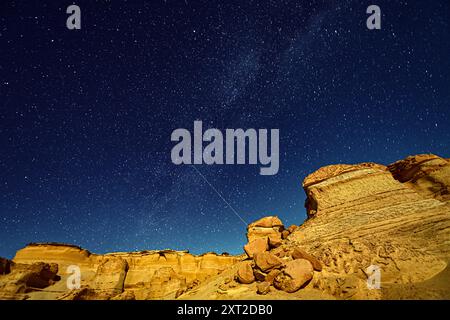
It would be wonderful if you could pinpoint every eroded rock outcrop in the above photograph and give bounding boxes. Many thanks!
[1,244,240,300]
[388,154,450,201]
[295,154,450,299]
[1,154,449,300]
[179,154,450,300]
[91,257,128,299]
[0,262,59,300]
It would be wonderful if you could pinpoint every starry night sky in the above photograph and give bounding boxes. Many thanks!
[1,1,449,258]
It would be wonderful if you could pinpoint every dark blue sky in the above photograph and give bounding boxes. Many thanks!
[1,0,449,258]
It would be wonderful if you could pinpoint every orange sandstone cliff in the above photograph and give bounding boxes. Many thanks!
[1,154,449,300]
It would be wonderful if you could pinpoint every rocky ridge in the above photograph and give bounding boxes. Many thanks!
[1,244,240,300]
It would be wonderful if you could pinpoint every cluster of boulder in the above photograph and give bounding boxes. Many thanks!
[236,216,322,295]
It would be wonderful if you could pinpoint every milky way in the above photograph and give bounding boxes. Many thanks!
[1,0,449,258]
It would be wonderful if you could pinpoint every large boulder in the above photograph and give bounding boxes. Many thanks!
[253,252,283,272]
[247,216,284,243]
[291,248,323,271]
[273,259,313,293]
[244,238,268,258]
[236,261,255,284]
[249,216,283,228]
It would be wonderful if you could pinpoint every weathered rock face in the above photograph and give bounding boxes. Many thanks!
[144,267,186,299]
[116,251,240,299]
[243,216,297,258]
[1,154,449,300]
[0,262,60,300]
[179,154,450,300]
[91,257,128,299]
[268,234,282,248]
[388,154,450,201]
[296,154,450,299]
[13,243,93,268]
[1,244,240,300]
[253,268,267,282]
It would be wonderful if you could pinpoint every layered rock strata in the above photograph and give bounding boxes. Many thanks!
[1,244,240,300]
[1,154,449,300]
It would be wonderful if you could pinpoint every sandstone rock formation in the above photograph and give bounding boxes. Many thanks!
[253,252,283,272]
[1,154,449,300]
[243,216,299,258]
[243,238,268,258]
[0,243,239,300]
[246,216,284,243]
[273,259,314,293]
[91,257,128,299]
[179,154,450,300]
[0,262,59,300]
[294,154,450,299]
[227,213,323,295]
[388,154,450,201]
[236,261,255,284]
